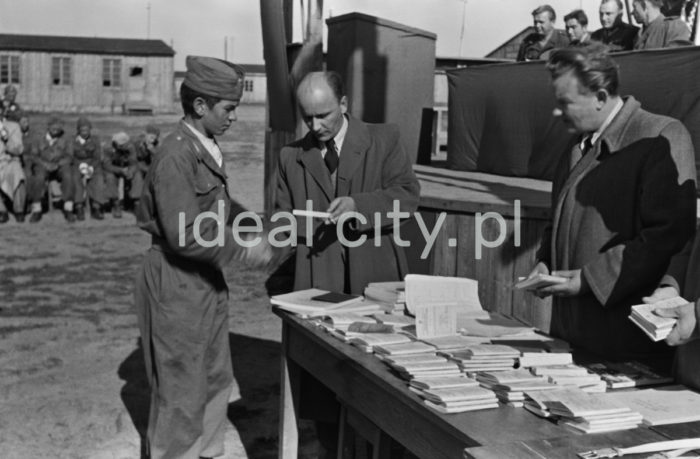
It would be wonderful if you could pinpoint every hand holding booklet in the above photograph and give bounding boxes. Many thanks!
[514,273,567,291]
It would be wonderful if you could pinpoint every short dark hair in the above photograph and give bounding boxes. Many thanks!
[634,0,663,8]
[180,83,221,116]
[532,4,556,21]
[565,9,589,26]
[547,44,619,96]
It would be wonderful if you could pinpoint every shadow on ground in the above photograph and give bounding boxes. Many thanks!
[118,333,317,459]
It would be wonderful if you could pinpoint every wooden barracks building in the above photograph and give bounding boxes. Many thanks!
[0,33,175,113]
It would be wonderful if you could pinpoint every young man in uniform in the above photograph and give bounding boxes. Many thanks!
[134,55,279,459]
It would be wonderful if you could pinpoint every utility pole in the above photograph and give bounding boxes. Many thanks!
[147,2,151,39]
[224,36,228,60]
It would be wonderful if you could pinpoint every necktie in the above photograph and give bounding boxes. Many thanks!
[324,139,339,174]
[570,136,593,169]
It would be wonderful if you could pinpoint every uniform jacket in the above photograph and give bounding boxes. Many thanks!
[137,119,247,270]
[136,137,157,174]
[102,141,138,175]
[517,29,569,61]
[538,97,697,359]
[70,135,102,168]
[29,133,72,170]
[275,116,420,295]
[591,22,639,51]
[634,14,692,50]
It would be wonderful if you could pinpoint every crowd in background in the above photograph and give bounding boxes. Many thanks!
[0,84,160,223]
[518,0,692,61]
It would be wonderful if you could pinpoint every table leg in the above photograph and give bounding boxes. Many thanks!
[279,321,301,459]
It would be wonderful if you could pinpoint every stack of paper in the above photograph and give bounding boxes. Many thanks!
[514,273,567,291]
[349,333,412,353]
[373,340,436,356]
[476,369,558,406]
[585,361,673,389]
[529,364,606,392]
[409,375,479,391]
[421,386,500,414]
[628,296,688,341]
[601,385,700,426]
[392,359,463,380]
[271,288,383,317]
[518,352,573,368]
[420,334,489,351]
[364,281,406,313]
[525,387,643,433]
[371,313,415,329]
[459,312,536,339]
[311,312,377,331]
[441,344,520,373]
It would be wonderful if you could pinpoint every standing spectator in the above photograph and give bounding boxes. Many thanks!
[565,10,592,46]
[527,45,696,360]
[517,5,569,62]
[135,124,160,180]
[24,117,77,223]
[1,85,22,122]
[632,0,692,49]
[70,117,105,220]
[592,0,640,51]
[0,116,26,222]
[102,132,140,218]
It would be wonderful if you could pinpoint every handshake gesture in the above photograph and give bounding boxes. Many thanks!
[233,229,292,272]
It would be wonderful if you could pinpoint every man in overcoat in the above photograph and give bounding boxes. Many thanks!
[528,45,696,361]
[134,55,277,459]
[275,71,420,295]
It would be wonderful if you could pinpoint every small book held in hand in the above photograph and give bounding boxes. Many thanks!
[514,274,567,291]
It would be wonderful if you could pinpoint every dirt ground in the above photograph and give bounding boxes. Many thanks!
[0,106,318,458]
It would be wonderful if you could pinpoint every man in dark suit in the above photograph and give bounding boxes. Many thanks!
[275,71,420,295]
[275,71,420,457]
[591,0,639,51]
[527,45,696,361]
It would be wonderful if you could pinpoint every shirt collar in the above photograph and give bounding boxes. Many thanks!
[323,115,349,156]
[584,98,624,149]
[184,121,222,167]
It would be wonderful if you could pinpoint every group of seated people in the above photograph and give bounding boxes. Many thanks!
[0,84,160,223]
[518,0,693,61]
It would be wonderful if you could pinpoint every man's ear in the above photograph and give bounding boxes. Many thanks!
[193,96,207,117]
[339,95,348,115]
[595,89,609,109]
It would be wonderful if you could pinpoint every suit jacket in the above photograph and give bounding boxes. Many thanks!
[275,116,420,295]
[517,30,569,62]
[538,97,697,360]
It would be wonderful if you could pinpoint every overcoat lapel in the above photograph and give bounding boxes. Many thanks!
[298,136,334,201]
[336,117,369,197]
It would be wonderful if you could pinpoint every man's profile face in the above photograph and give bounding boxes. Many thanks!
[599,1,622,29]
[533,12,555,35]
[201,98,239,137]
[297,81,347,143]
[631,1,646,24]
[566,19,586,41]
[551,71,602,134]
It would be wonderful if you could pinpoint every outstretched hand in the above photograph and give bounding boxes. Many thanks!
[325,197,356,225]
[642,285,679,304]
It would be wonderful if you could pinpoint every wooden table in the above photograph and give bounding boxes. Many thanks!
[275,310,699,459]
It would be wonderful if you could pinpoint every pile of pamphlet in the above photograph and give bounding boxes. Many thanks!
[629,296,688,341]
[441,344,520,374]
[476,369,559,407]
[524,387,643,433]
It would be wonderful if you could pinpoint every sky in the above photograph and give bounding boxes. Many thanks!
[0,0,632,70]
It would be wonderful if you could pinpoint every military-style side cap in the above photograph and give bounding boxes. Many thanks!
[48,116,64,128]
[112,132,130,146]
[183,55,245,101]
[145,124,160,135]
[77,116,91,129]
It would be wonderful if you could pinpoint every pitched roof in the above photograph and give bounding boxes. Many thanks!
[0,34,175,57]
